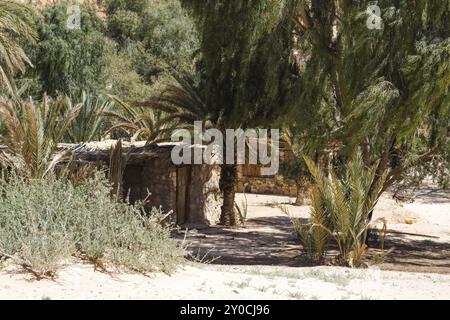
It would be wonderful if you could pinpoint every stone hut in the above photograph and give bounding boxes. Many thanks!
[62,141,221,227]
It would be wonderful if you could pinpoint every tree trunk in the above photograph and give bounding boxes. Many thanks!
[219,164,238,226]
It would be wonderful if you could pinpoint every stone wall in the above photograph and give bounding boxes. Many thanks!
[123,154,177,218]
[123,155,221,226]
[235,139,298,197]
[237,173,298,197]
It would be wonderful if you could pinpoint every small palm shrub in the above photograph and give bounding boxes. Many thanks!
[0,95,80,178]
[0,173,184,279]
[280,203,329,264]
[290,151,388,267]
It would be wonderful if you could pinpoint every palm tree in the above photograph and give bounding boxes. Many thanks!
[0,95,80,178]
[66,92,113,143]
[0,0,37,93]
[104,95,188,144]
[298,151,388,267]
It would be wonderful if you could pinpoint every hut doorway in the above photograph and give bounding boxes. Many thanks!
[123,165,143,204]
[176,166,191,225]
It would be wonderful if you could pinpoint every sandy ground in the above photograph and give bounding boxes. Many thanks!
[0,184,449,300]
[0,262,449,300]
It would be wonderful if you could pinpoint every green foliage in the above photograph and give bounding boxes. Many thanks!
[286,0,450,192]
[279,129,315,204]
[27,3,111,96]
[106,48,152,102]
[139,71,209,129]
[183,0,291,129]
[280,201,328,264]
[105,96,181,143]
[0,173,184,278]
[105,0,150,15]
[0,95,80,178]
[65,92,113,143]
[106,0,199,71]
[0,0,37,94]
[140,0,199,68]
[167,1,293,225]
[107,9,141,40]
[299,151,388,267]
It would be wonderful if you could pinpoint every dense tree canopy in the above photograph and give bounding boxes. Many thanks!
[106,0,199,71]
[0,0,447,228]
[26,3,111,96]
[283,0,449,191]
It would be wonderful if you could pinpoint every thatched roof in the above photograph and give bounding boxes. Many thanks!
[58,140,205,165]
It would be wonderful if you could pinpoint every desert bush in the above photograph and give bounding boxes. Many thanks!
[0,173,184,278]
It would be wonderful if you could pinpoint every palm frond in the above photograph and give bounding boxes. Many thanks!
[0,1,37,94]
[302,149,389,266]
[0,95,79,178]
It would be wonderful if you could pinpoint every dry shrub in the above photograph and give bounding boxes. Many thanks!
[0,173,184,278]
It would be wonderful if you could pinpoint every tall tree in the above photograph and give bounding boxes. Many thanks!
[285,0,450,197]
[173,0,292,225]
[0,0,36,94]
[26,3,110,97]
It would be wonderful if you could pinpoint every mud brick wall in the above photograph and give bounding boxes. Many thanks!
[143,157,178,215]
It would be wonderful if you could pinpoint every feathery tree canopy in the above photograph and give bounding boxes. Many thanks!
[182,0,293,129]
[284,0,450,191]
[177,0,294,225]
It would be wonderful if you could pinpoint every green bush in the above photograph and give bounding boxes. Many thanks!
[105,0,199,68]
[106,49,152,102]
[26,3,112,96]
[0,174,184,278]
[107,9,141,41]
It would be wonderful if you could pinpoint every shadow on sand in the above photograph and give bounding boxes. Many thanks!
[175,215,450,273]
